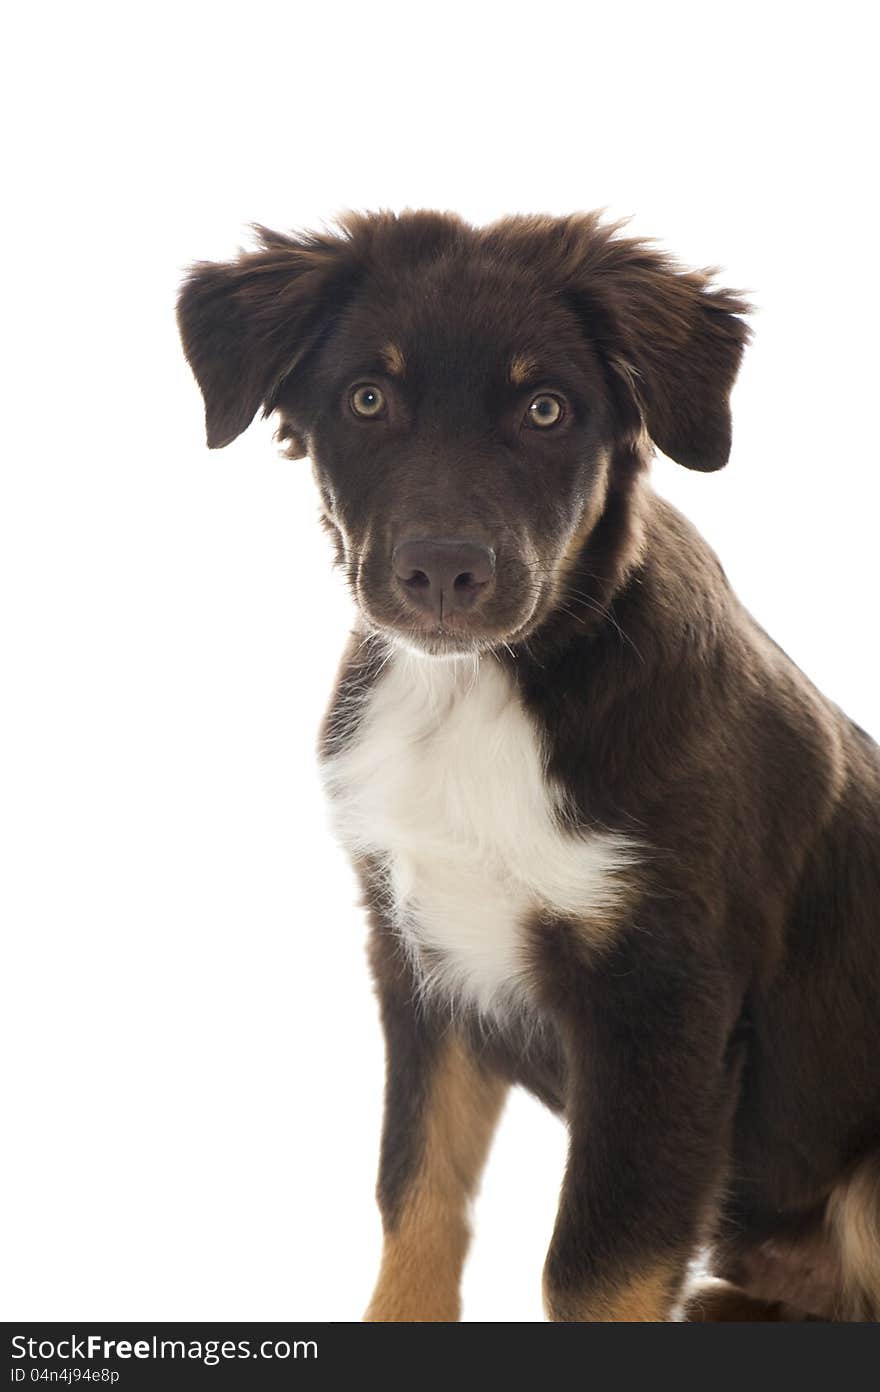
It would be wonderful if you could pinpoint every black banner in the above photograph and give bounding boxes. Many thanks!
[2,1321,872,1388]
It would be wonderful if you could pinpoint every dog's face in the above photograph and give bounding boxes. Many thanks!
[178,212,748,655]
[280,254,617,654]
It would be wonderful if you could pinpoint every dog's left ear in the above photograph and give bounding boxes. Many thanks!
[571,221,751,471]
[177,225,360,450]
[491,214,750,471]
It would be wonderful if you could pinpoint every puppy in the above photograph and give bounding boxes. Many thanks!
[177,211,880,1321]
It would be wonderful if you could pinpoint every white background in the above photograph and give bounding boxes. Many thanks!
[2,1,878,1322]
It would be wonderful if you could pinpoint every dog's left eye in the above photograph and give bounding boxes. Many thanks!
[526,394,565,428]
[350,384,387,419]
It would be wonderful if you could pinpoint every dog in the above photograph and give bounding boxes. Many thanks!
[177,210,880,1321]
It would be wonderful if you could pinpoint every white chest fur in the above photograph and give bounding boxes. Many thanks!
[322,650,636,1023]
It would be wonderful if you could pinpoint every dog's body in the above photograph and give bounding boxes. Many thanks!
[178,210,880,1320]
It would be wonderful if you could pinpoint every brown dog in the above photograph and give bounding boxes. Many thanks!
[178,211,880,1321]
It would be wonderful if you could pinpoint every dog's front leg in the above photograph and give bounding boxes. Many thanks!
[540,920,739,1322]
[364,925,508,1322]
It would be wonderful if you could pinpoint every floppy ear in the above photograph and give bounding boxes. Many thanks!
[573,221,750,471]
[577,236,750,471]
[488,214,751,471]
[176,225,359,449]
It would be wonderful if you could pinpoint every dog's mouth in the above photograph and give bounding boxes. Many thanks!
[356,587,549,659]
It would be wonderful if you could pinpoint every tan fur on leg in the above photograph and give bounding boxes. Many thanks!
[545,1263,677,1322]
[365,1038,506,1321]
[826,1154,880,1320]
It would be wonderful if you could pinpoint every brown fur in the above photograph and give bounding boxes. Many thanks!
[684,1280,802,1322]
[365,1032,507,1322]
[177,209,880,1321]
[546,1264,675,1322]
[827,1156,880,1319]
[379,342,406,377]
[508,351,537,386]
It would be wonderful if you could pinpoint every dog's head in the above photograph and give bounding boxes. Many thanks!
[178,211,749,655]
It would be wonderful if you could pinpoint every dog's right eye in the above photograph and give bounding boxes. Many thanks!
[526,393,565,429]
[350,384,387,419]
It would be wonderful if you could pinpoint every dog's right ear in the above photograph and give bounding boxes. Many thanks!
[176,226,359,449]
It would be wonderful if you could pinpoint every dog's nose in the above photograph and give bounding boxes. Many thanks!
[392,538,496,619]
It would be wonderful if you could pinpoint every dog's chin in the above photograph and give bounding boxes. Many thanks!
[359,614,506,660]
[385,627,493,660]
[362,604,545,657]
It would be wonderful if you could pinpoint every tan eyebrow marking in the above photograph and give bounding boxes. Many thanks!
[509,352,538,386]
[380,343,406,377]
